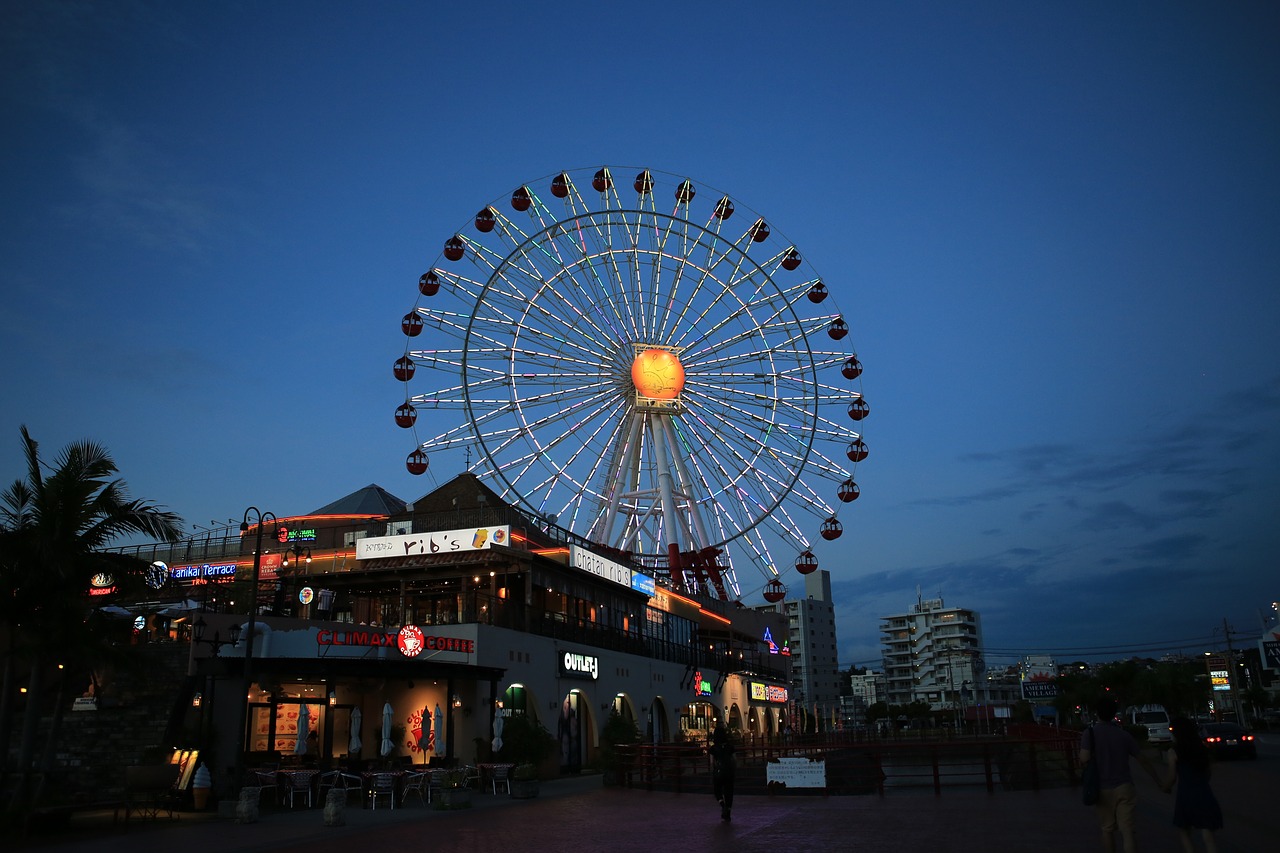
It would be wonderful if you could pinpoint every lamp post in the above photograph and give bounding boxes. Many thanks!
[234,506,277,793]
[280,544,311,615]
[192,615,241,761]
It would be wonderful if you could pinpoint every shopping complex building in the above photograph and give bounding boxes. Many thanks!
[108,473,794,784]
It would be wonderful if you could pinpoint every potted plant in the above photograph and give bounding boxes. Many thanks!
[509,763,539,799]
[435,768,472,809]
[597,709,641,786]
[496,714,556,798]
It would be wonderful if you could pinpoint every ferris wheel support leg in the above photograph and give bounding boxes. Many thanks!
[659,416,715,551]
[649,413,686,583]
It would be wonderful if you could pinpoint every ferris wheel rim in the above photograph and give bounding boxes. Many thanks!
[397,165,867,596]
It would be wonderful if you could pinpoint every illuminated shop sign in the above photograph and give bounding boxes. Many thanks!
[763,627,791,656]
[171,563,238,582]
[88,572,116,597]
[316,627,475,655]
[750,682,788,703]
[559,651,600,680]
[694,670,712,697]
[286,528,317,542]
[355,526,510,559]
[1209,669,1230,691]
[570,545,632,588]
[631,573,656,596]
[299,587,314,605]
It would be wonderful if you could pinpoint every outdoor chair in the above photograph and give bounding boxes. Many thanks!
[462,765,481,790]
[252,769,280,806]
[400,770,429,806]
[490,764,511,795]
[318,770,362,804]
[368,772,396,809]
[426,768,449,803]
[284,770,314,807]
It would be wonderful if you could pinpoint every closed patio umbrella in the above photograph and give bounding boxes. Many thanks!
[380,702,394,757]
[349,706,363,754]
[491,712,504,754]
[432,704,443,754]
[294,703,310,755]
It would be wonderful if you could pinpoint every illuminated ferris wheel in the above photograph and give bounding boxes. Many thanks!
[394,166,868,602]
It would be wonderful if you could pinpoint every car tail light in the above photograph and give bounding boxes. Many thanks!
[1205,736,1221,743]
[1242,734,1254,742]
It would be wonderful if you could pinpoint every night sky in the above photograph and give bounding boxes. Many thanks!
[3,1,1277,670]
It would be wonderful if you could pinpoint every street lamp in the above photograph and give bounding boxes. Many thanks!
[234,506,277,793]
[278,545,311,614]
[192,614,242,656]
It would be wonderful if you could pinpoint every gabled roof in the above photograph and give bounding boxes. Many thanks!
[308,484,407,517]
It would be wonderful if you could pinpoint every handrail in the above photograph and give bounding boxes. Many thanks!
[614,733,1082,796]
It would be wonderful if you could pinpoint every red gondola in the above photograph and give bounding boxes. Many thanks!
[763,578,787,602]
[551,173,570,198]
[634,170,654,194]
[781,248,801,270]
[750,219,770,242]
[846,438,868,463]
[713,196,734,219]
[511,186,532,211]
[393,356,416,382]
[847,398,870,421]
[475,208,497,233]
[808,281,828,303]
[838,479,860,502]
[675,179,696,202]
[395,403,417,429]
[828,318,849,340]
[820,518,843,540]
[443,236,465,261]
[401,313,423,337]
[841,356,862,379]
[419,271,440,296]
[795,550,818,574]
[405,449,428,476]
[592,168,612,192]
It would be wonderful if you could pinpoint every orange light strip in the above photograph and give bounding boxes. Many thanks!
[240,514,389,534]
[532,547,570,557]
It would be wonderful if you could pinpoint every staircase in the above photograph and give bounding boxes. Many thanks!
[41,643,196,801]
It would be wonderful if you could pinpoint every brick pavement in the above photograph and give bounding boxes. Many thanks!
[20,761,1272,853]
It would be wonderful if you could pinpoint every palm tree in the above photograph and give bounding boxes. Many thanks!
[0,426,183,815]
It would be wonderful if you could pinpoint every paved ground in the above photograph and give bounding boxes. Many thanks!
[19,741,1277,852]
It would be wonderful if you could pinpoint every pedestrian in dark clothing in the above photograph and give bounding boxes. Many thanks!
[1161,717,1223,853]
[1079,695,1164,853]
[708,723,736,821]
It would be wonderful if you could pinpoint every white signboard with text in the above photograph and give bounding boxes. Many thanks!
[356,526,510,560]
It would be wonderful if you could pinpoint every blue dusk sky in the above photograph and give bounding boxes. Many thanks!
[3,1,1277,670]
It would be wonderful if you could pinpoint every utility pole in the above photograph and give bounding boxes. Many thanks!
[1223,617,1243,722]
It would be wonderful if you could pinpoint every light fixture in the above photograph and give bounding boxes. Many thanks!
[452,694,462,709]
[328,690,336,706]
[192,692,203,708]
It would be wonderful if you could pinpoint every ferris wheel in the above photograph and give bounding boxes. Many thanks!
[394,166,868,602]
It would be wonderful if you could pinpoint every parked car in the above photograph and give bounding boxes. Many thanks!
[1124,704,1172,744]
[1198,722,1257,760]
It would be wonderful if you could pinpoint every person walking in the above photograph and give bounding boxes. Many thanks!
[708,723,736,822]
[1161,717,1223,853]
[1079,695,1164,852]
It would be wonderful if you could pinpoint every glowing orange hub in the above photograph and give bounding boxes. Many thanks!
[631,348,685,400]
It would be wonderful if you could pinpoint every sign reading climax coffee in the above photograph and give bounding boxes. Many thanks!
[316,628,474,656]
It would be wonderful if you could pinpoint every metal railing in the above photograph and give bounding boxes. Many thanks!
[614,731,1083,796]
